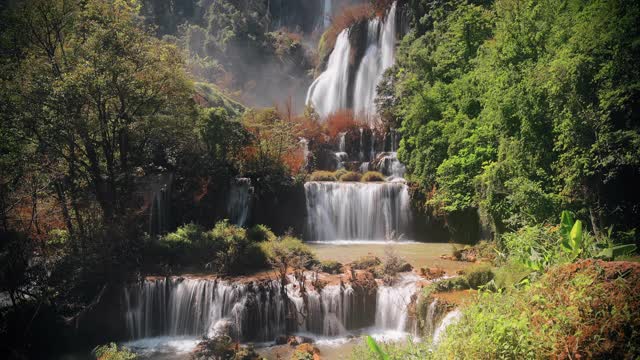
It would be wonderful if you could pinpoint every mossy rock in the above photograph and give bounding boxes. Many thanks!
[465,264,494,289]
[339,171,362,182]
[309,170,337,181]
[350,255,382,270]
[361,171,385,182]
[320,260,343,274]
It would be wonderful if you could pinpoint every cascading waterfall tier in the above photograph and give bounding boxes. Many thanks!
[305,29,351,120]
[306,2,398,123]
[304,181,411,241]
[123,277,393,342]
[122,277,462,346]
[353,2,397,119]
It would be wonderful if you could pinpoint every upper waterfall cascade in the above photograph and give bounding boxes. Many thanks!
[306,2,398,122]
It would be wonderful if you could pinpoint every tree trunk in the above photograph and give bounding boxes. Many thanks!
[55,181,75,240]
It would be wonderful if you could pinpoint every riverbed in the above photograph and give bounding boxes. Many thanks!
[309,241,473,275]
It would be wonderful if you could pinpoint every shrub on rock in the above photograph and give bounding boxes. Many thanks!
[361,171,385,182]
[309,170,337,181]
[339,171,362,182]
[247,224,276,242]
[320,260,343,274]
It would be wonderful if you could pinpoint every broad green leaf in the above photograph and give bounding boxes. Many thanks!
[569,220,583,252]
[612,244,637,258]
[560,211,574,241]
[596,247,614,259]
[365,336,389,360]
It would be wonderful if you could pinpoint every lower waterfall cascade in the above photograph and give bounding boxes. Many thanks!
[123,276,414,342]
[122,274,459,345]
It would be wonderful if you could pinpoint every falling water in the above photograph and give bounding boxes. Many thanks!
[299,137,310,169]
[304,181,411,241]
[377,152,406,180]
[353,2,397,120]
[432,309,462,345]
[359,128,364,161]
[124,278,385,342]
[123,277,462,346]
[149,173,173,237]
[305,30,351,120]
[124,278,290,342]
[227,178,253,227]
[323,0,332,28]
[334,132,348,169]
[306,2,398,123]
[370,134,376,162]
[375,274,419,332]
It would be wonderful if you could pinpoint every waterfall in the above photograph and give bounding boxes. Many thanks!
[123,278,462,345]
[124,278,290,342]
[359,128,364,161]
[304,181,411,241]
[375,274,418,332]
[432,309,462,345]
[305,30,351,120]
[149,173,173,237]
[370,134,376,162]
[227,178,253,227]
[334,132,348,169]
[306,2,398,123]
[323,0,332,28]
[300,137,310,169]
[123,277,399,343]
[353,1,396,120]
[376,152,406,180]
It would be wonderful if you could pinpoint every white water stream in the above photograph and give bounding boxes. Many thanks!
[306,2,398,123]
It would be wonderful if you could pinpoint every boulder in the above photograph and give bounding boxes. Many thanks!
[293,343,321,360]
[421,267,445,280]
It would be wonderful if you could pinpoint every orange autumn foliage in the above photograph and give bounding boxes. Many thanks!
[324,110,367,138]
[322,4,374,56]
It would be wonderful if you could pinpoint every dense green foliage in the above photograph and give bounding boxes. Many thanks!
[384,0,640,243]
[148,220,270,274]
[500,210,637,272]
[261,235,318,272]
[93,343,137,360]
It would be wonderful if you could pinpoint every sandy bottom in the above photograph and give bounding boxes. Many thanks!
[308,241,472,275]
